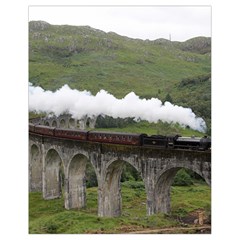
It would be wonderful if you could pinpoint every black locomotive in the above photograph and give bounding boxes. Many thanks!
[29,123,211,151]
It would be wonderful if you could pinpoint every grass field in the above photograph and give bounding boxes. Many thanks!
[29,181,211,234]
[95,120,206,137]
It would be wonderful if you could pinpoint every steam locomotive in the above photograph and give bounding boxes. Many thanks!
[29,123,211,151]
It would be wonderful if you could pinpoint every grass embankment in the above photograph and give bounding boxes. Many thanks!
[29,182,210,234]
[95,120,206,137]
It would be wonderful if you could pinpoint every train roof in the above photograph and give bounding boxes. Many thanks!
[176,136,203,142]
[34,124,55,130]
[55,128,89,133]
[88,130,144,137]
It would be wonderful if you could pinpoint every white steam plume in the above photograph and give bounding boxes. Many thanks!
[29,83,207,132]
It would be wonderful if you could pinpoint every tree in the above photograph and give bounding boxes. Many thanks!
[164,93,173,103]
[173,169,193,186]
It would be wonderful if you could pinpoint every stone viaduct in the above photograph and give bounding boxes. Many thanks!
[31,114,97,130]
[29,116,211,217]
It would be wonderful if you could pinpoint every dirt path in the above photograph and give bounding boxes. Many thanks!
[127,225,211,234]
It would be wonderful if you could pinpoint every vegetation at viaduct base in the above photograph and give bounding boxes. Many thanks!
[29,181,210,234]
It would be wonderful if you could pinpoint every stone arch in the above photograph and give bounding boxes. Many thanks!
[44,121,50,126]
[65,154,88,209]
[69,118,76,128]
[78,118,87,129]
[52,120,57,127]
[65,153,93,209]
[105,157,141,176]
[153,167,180,214]
[89,117,97,129]
[59,119,66,128]
[100,158,143,217]
[29,144,42,192]
[43,148,63,200]
[153,164,211,214]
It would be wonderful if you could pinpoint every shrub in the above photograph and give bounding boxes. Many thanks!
[173,169,193,186]
[44,222,59,233]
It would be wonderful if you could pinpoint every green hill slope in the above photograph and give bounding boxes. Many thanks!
[29,21,211,132]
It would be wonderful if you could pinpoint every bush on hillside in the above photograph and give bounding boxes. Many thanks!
[173,169,193,186]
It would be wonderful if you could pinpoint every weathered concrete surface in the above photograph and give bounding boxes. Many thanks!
[43,148,62,199]
[29,143,42,192]
[29,133,211,217]
[65,154,88,209]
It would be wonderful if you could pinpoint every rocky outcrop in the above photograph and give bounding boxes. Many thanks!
[29,20,51,31]
[177,37,211,54]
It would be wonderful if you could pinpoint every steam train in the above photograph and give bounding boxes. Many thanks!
[29,123,211,151]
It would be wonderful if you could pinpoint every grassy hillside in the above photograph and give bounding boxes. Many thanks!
[29,21,211,133]
[95,120,206,137]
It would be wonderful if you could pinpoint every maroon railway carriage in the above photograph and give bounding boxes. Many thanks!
[34,125,55,136]
[54,128,88,141]
[88,131,146,146]
[29,123,211,151]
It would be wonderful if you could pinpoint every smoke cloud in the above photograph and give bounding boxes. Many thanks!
[29,83,206,132]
